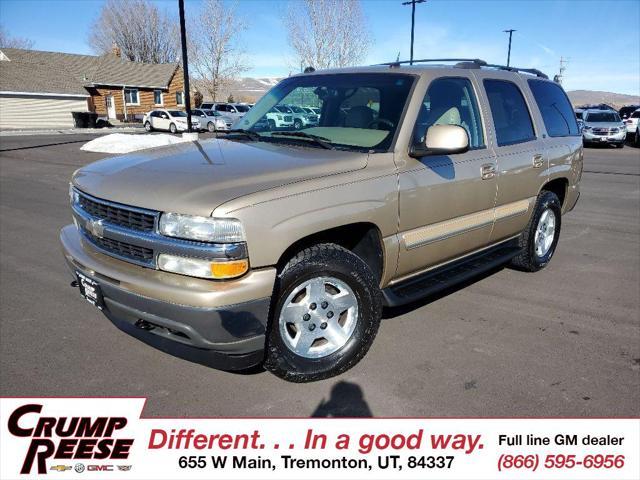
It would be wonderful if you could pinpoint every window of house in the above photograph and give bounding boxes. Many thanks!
[124,88,139,105]
[528,80,579,137]
[483,79,535,146]
[154,89,163,105]
[413,77,484,149]
[176,91,184,105]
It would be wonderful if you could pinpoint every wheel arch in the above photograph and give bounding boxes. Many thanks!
[276,222,385,283]
[540,177,568,209]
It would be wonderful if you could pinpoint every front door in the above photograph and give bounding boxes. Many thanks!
[106,95,116,119]
[395,76,497,279]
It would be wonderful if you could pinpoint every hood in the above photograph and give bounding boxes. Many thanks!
[73,138,368,217]
[584,121,624,128]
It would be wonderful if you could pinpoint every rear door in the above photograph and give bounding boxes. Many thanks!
[475,74,548,243]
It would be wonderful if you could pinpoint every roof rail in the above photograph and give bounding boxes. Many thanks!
[483,63,549,79]
[375,57,548,79]
[376,58,487,68]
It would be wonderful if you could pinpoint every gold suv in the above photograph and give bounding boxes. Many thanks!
[61,59,582,382]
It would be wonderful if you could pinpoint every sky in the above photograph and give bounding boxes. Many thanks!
[1,0,639,95]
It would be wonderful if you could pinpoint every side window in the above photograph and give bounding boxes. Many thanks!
[528,80,579,136]
[413,77,484,149]
[484,79,535,146]
[632,111,640,119]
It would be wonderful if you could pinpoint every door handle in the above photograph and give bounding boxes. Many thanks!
[480,163,496,180]
[533,154,544,168]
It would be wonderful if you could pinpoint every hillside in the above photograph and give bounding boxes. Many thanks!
[567,90,639,110]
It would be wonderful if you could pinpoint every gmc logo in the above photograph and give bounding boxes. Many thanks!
[87,465,114,471]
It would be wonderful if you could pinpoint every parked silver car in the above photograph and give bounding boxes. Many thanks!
[192,108,233,132]
[581,109,626,148]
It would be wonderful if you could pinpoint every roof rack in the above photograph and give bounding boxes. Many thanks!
[377,58,488,67]
[483,63,548,79]
[375,58,548,79]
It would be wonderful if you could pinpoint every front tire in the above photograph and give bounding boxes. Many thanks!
[169,123,177,134]
[294,118,303,130]
[510,190,562,272]
[265,244,382,382]
[144,121,152,132]
[207,122,215,132]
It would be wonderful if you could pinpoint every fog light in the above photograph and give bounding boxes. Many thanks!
[157,254,248,279]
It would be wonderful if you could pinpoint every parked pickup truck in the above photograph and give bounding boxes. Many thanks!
[61,59,582,382]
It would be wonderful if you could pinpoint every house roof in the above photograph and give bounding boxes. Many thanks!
[0,48,178,96]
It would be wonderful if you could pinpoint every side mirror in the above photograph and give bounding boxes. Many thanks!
[410,124,469,157]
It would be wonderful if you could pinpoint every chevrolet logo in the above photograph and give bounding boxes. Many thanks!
[50,465,72,472]
[86,218,105,238]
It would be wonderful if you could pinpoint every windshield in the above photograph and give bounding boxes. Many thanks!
[575,111,583,120]
[234,73,415,150]
[586,112,620,122]
[169,110,187,117]
[234,104,250,112]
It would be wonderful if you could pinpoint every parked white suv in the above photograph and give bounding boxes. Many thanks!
[143,109,198,133]
[265,106,294,129]
[624,108,640,137]
[200,103,247,120]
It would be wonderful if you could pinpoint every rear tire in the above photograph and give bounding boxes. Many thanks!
[144,121,152,132]
[265,244,382,383]
[294,118,303,130]
[207,122,215,133]
[169,123,177,134]
[268,119,276,130]
[510,190,562,272]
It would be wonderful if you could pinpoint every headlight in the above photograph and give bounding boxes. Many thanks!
[157,254,248,279]
[583,125,592,130]
[159,213,245,243]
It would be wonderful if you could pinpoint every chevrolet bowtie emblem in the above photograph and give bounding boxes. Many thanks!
[50,465,72,472]
[86,218,105,238]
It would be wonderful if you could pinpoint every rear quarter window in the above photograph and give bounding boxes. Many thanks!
[528,80,579,137]
[483,79,536,146]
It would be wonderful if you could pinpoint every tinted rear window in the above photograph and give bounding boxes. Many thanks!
[484,79,535,146]
[528,80,579,137]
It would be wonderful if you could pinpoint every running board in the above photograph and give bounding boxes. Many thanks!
[382,241,523,307]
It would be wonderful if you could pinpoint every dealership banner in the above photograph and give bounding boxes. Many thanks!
[1,398,638,480]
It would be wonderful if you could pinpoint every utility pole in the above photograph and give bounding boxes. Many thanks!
[503,29,516,67]
[178,0,193,133]
[556,56,569,85]
[402,0,426,65]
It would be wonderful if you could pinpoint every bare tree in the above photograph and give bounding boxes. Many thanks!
[0,24,34,49]
[89,0,179,63]
[284,0,371,70]
[188,0,249,101]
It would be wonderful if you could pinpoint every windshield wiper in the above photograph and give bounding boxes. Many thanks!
[217,129,261,141]
[270,131,334,150]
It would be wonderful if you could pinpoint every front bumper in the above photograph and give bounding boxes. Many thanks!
[583,131,626,144]
[60,225,276,370]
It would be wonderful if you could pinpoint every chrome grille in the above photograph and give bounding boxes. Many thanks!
[78,192,156,232]
[82,227,154,263]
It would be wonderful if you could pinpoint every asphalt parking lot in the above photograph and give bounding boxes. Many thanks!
[1,133,638,417]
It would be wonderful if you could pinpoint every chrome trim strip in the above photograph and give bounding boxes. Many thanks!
[402,198,532,249]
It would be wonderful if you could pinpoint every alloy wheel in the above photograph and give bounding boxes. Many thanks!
[278,276,358,359]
